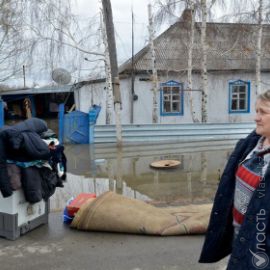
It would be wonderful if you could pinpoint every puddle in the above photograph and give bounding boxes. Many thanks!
[50,142,233,211]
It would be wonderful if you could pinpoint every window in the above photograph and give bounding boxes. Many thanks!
[229,80,250,113]
[160,80,184,116]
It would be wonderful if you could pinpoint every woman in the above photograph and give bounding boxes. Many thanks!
[199,90,270,269]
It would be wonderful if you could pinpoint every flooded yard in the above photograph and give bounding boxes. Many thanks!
[50,141,235,211]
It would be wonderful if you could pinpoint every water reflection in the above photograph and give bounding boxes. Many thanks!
[50,173,151,211]
[50,142,234,211]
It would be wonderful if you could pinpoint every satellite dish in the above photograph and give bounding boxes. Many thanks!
[52,68,71,85]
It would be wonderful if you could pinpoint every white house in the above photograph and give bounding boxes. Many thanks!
[75,12,270,125]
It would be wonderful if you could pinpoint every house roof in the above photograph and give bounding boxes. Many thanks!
[0,78,107,96]
[119,19,270,74]
[0,84,74,96]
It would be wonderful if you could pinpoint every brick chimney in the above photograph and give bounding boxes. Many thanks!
[179,9,192,22]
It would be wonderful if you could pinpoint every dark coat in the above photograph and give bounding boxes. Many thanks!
[0,131,14,197]
[40,167,58,201]
[21,166,58,203]
[3,118,50,161]
[0,118,49,198]
[21,166,43,203]
[199,131,270,269]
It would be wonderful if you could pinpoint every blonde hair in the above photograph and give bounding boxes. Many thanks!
[258,90,270,102]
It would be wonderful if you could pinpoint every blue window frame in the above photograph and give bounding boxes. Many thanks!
[160,80,184,116]
[229,80,250,113]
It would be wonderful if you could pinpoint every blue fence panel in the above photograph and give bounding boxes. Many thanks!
[94,122,256,144]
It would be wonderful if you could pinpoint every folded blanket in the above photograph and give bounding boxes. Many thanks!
[71,191,212,236]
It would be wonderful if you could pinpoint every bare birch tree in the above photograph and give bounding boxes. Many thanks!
[0,0,104,86]
[101,11,113,124]
[256,0,263,95]
[186,3,198,122]
[0,1,31,82]
[200,0,208,123]
[154,0,198,122]
[148,3,159,124]
[218,0,270,96]
[155,0,228,123]
[26,1,104,81]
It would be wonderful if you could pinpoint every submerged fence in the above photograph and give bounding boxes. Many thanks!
[94,122,256,144]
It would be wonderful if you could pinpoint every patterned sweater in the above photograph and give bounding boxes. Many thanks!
[233,137,270,236]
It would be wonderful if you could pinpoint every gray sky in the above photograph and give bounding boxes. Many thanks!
[5,0,260,87]
[72,0,228,65]
[73,0,152,64]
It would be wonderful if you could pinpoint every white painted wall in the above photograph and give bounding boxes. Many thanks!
[207,72,270,123]
[76,71,270,124]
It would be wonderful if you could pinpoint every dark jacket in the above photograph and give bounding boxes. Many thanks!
[21,166,43,203]
[0,131,14,197]
[3,118,50,161]
[21,166,58,203]
[0,118,49,197]
[199,130,270,269]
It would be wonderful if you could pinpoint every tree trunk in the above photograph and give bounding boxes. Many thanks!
[131,10,135,123]
[148,3,158,124]
[187,155,193,199]
[187,3,197,122]
[101,0,122,145]
[256,0,263,96]
[101,11,113,124]
[200,0,208,123]
[200,152,207,185]
[105,60,114,125]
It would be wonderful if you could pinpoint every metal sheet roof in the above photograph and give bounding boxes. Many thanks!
[0,84,74,96]
[119,21,270,74]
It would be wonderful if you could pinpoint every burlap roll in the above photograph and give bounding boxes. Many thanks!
[71,191,212,236]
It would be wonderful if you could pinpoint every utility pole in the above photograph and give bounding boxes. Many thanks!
[148,3,158,124]
[130,9,135,123]
[101,0,122,146]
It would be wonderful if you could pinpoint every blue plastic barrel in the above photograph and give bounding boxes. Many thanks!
[64,110,89,144]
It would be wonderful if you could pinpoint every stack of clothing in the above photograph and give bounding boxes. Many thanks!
[0,118,67,203]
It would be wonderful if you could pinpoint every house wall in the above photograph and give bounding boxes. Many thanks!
[75,82,107,125]
[76,71,270,124]
[208,71,270,122]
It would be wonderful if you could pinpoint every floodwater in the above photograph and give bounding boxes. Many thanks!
[2,118,236,211]
[50,141,235,211]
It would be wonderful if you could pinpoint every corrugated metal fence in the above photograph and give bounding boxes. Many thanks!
[94,122,256,144]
